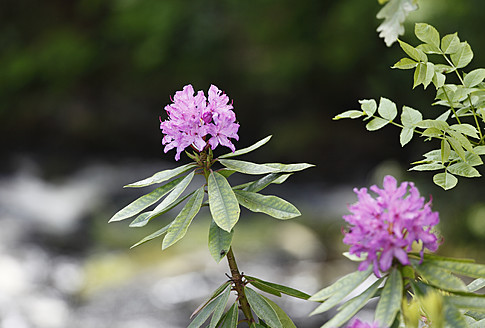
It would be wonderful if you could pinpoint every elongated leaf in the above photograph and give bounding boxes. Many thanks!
[375,268,403,327]
[310,268,374,316]
[468,278,485,292]
[443,300,469,328]
[151,170,195,212]
[321,279,382,328]
[447,136,467,161]
[333,110,364,120]
[191,282,232,319]
[262,163,315,173]
[129,192,193,227]
[125,163,196,188]
[188,288,229,328]
[220,303,239,328]
[110,177,186,222]
[450,123,479,139]
[245,275,310,300]
[263,297,297,328]
[393,57,418,69]
[446,295,485,312]
[208,171,240,232]
[448,162,481,178]
[412,259,468,292]
[410,163,445,171]
[398,39,427,62]
[162,187,204,250]
[208,219,234,262]
[130,222,172,248]
[243,173,292,193]
[433,172,458,190]
[209,284,232,328]
[424,260,485,279]
[219,135,272,159]
[219,159,279,175]
[310,266,373,302]
[442,139,451,164]
[416,119,449,130]
[245,287,282,328]
[234,190,300,220]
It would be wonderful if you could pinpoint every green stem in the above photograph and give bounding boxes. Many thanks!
[226,247,255,324]
[441,87,461,124]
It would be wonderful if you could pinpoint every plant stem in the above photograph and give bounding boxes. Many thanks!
[226,247,255,324]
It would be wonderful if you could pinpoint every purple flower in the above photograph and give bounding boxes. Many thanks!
[160,84,239,160]
[346,319,382,328]
[343,175,440,277]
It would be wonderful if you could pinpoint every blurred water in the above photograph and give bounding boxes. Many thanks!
[0,158,360,328]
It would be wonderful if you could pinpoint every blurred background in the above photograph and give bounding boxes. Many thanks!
[1,0,485,327]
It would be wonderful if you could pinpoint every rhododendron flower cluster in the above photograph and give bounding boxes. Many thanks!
[343,175,440,276]
[346,319,382,328]
[160,84,239,160]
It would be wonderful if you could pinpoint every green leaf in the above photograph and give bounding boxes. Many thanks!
[262,162,315,173]
[366,117,389,131]
[188,288,230,328]
[245,287,282,328]
[208,171,240,232]
[468,278,485,292]
[422,127,443,138]
[401,106,423,127]
[443,300,469,328]
[375,268,403,327]
[445,295,485,312]
[416,119,449,130]
[320,278,382,328]
[233,190,301,220]
[433,172,458,190]
[470,319,485,328]
[130,222,172,248]
[464,69,485,88]
[446,136,467,161]
[209,284,232,328]
[442,139,451,164]
[417,43,441,54]
[333,110,364,120]
[424,260,485,279]
[208,220,234,263]
[310,266,373,302]
[191,282,232,319]
[392,57,418,69]
[412,259,468,292]
[409,163,445,171]
[218,159,279,175]
[451,42,473,68]
[124,163,196,188]
[415,23,440,48]
[263,297,297,328]
[474,146,485,155]
[242,173,292,193]
[448,162,481,178]
[245,275,310,300]
[378,97,398,121]
[450,123,479,139]
[151,170,195,213]
[377,0,418,46]
[109,176,186,222]
[441,33,461,54]
[433,71,446,88]
[219,135,272,159]
[398,39,427,62]
[219,303,239,328]
[162,187,204,250]
[424,62,435,89]
[129,192,193,228]
[400,127,414,146]
[359,99,377,117]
